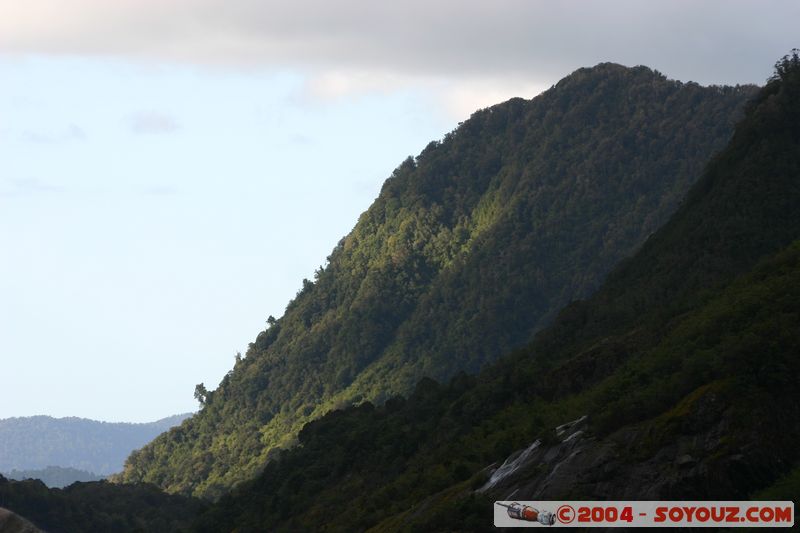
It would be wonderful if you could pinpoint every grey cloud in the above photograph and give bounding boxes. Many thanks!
[0,1,797,88]
[140,186,180,196]
[128,111,180,135]
[21,123,87,144]
[0,178,65,198]
[22,131,58,144]
[68,124,87,140]
[289,134,313,146]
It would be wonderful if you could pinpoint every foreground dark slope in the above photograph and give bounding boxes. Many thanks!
[192,54,800,532]
[0,475,206,533]
[0,506,41,533]
[122,64,754,498]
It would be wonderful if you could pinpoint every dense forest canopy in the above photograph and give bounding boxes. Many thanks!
[0,475,206,533]
[120,63,756,499]
[190,51,800,532]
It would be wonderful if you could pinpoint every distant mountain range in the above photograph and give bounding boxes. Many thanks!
[0,414,192,478]
[2,466,104,488]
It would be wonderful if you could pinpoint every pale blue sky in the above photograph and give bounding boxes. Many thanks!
[0,59,453,421]
[1,1,797,422]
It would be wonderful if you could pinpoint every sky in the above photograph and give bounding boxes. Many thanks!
[1,1,797,422]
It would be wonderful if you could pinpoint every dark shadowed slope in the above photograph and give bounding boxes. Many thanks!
[0,507,42,533]
[0,475,206,533]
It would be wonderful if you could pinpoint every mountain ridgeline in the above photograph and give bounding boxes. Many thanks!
[2,467,104,489]
[0,414,191,477]
[120,63,756,498]
[192,52,800,532]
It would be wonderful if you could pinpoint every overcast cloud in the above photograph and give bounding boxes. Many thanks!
[128,110,180,135]
[1,0,797,98]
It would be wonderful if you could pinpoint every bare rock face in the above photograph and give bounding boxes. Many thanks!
[478,415,609,500]
[478,395,777,502]
[0,508,42,533]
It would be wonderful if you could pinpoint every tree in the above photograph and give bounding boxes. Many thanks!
[771,49,800,81]
[194,383,208,406]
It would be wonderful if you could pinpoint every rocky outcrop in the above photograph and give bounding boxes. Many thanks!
[479,395,778,502]
[0,508,42,533]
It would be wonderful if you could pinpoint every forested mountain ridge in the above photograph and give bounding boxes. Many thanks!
[0,414,191,476]
[120,63,756,498]
[190,53,800,532]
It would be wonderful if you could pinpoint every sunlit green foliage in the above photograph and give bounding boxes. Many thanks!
[120,64,755,498]
[192,236,800,531]
[191,54,800,531]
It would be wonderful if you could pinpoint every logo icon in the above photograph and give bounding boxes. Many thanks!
[496,502,556,526]
[557,504,576,524]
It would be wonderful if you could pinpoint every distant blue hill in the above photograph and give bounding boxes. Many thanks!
[3,466,104,488]
[0,414,192,476]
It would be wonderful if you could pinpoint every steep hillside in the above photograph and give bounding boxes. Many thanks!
[121,63,755,498]
[191,53,800,531]
[0,414,191,476]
